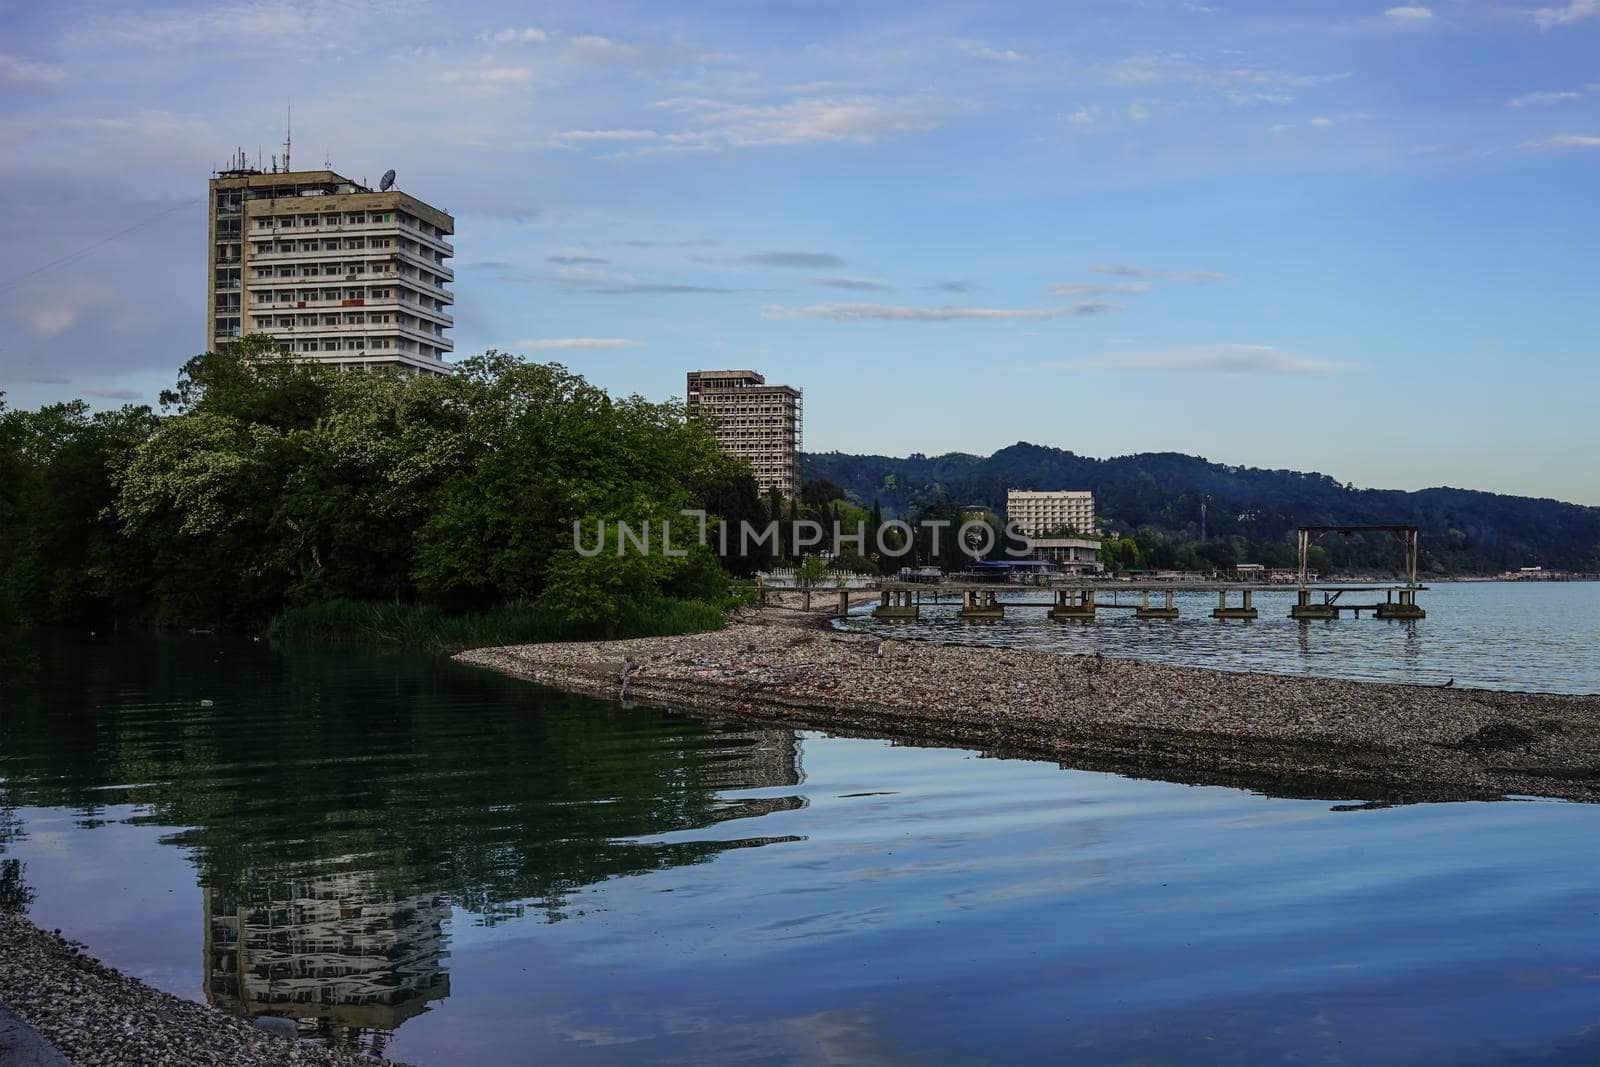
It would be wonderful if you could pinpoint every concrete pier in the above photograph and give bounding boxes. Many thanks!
[1049,588,1097,622]
[1212,589,1258,620]
[960,589,1005,620]
[873,589,920,620]
[1291,589,1339,620]
[1375,586,1426,620]
[1136,589,1179,620]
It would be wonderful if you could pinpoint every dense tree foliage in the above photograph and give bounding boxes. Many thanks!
[806,442,1600,575]
[1,339,761,632]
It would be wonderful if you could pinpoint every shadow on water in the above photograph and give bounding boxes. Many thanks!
[0,630,805,1055]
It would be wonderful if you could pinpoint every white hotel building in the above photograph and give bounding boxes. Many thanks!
[1006,489,1098,537]
[208,163,454,373]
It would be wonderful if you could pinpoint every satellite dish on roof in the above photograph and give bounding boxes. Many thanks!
[379,169,396,192]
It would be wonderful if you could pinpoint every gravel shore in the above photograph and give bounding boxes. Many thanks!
[0,912,403,1067]
[459,607,1600,803]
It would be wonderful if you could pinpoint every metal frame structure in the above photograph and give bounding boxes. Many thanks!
[1296,525,1420,588]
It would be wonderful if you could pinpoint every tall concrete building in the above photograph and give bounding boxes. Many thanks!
[209,154,454,373]
[1006,489,1098,537]
[686,370,803,498]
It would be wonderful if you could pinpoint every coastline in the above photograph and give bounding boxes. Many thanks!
[459,601,1600,804]
[0,912,403,1067]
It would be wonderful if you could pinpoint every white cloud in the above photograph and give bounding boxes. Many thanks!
[1522,133,1600,150]
[0,52,65,90]
[515,338,642,349]
[1064,106,1099,128]
[1507,89,1588,108]
[90,0,419,48]
[1100,53,1350,106]
[651,94,956,150]
[1090,265,1227,282]
[566,35,643,63]
[488,27,548,44]
[958,41,1025,63]
[1533,0,1600,29]
[433,64,535,92]
[16,304,79,337]
[763,302,1112,321]
[1076,343,1338,376]
[811,277,893,291]
[1384,6,1434,23]
[1050,282,1150,296]
[551,129,661,142]
[1309,112,1372,127]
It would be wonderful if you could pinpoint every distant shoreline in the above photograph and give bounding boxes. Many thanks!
[460,603,1600,804]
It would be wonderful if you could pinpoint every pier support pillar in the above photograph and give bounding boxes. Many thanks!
[1136,588,1179,620]
[1376,586,1426,620]
[1050,588,1097,622]
[873,589,919,620]
[837,590,850,617]
[959,588,1005,621]
[1212,588,1259,620]
[1290,588,1338,620]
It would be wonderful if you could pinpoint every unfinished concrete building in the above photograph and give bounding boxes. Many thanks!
[686,370,804,498]
[208,154,453,374]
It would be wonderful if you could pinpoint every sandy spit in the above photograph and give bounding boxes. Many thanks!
[458,607,1600,804]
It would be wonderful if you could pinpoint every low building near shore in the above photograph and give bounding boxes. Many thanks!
[1022,535,1102,575]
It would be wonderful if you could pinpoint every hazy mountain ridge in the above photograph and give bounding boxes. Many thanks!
[804,442,1600,573]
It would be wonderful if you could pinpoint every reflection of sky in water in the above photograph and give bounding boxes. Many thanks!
[4,633,1600,1065]
[845,581,1600,694]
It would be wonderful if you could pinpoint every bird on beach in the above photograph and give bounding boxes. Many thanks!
[1441,677,1455,688]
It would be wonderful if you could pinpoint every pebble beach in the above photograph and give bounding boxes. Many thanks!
[460,599,1600,804]
[0,912,403,1067]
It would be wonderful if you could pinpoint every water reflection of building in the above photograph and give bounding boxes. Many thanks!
[203,873,450,1053]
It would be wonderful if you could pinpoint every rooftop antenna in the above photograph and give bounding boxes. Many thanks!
[379,169,396,192]
[283,103,292,172]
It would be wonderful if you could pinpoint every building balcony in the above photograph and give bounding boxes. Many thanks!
[247,272,452,305]
[257,321,453,351]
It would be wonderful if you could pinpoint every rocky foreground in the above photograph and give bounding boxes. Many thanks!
[0,912,402,1067]
[460,611,1600,803]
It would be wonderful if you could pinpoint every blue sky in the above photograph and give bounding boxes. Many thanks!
[3,0,1597,503]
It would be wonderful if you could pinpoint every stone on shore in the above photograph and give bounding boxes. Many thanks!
[457,609,1600,803]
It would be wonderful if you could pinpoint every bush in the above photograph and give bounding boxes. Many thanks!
[268,595,728,654]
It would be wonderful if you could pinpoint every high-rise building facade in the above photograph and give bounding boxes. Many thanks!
[1006,489,1097,536]
[209,159,454,373]
[685,370,803,498]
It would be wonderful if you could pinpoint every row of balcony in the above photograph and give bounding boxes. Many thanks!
[253,320,451,344]
[249,217,453,253]
[248,245,453,282]
[251,301,454,328]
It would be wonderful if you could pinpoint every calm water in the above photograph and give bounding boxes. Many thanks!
[3,630,1600,1066]
[845,581,1600,694]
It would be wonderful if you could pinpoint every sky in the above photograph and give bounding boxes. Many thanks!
[2,0,1598,504]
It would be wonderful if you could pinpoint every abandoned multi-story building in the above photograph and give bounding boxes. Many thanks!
[208,154,453,373]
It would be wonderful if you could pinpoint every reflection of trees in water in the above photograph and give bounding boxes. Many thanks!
[0,804,31,915]
[2,632,805,1048]
[0,859,33,915]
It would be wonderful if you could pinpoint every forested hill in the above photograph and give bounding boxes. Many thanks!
[803,442,1600,574]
